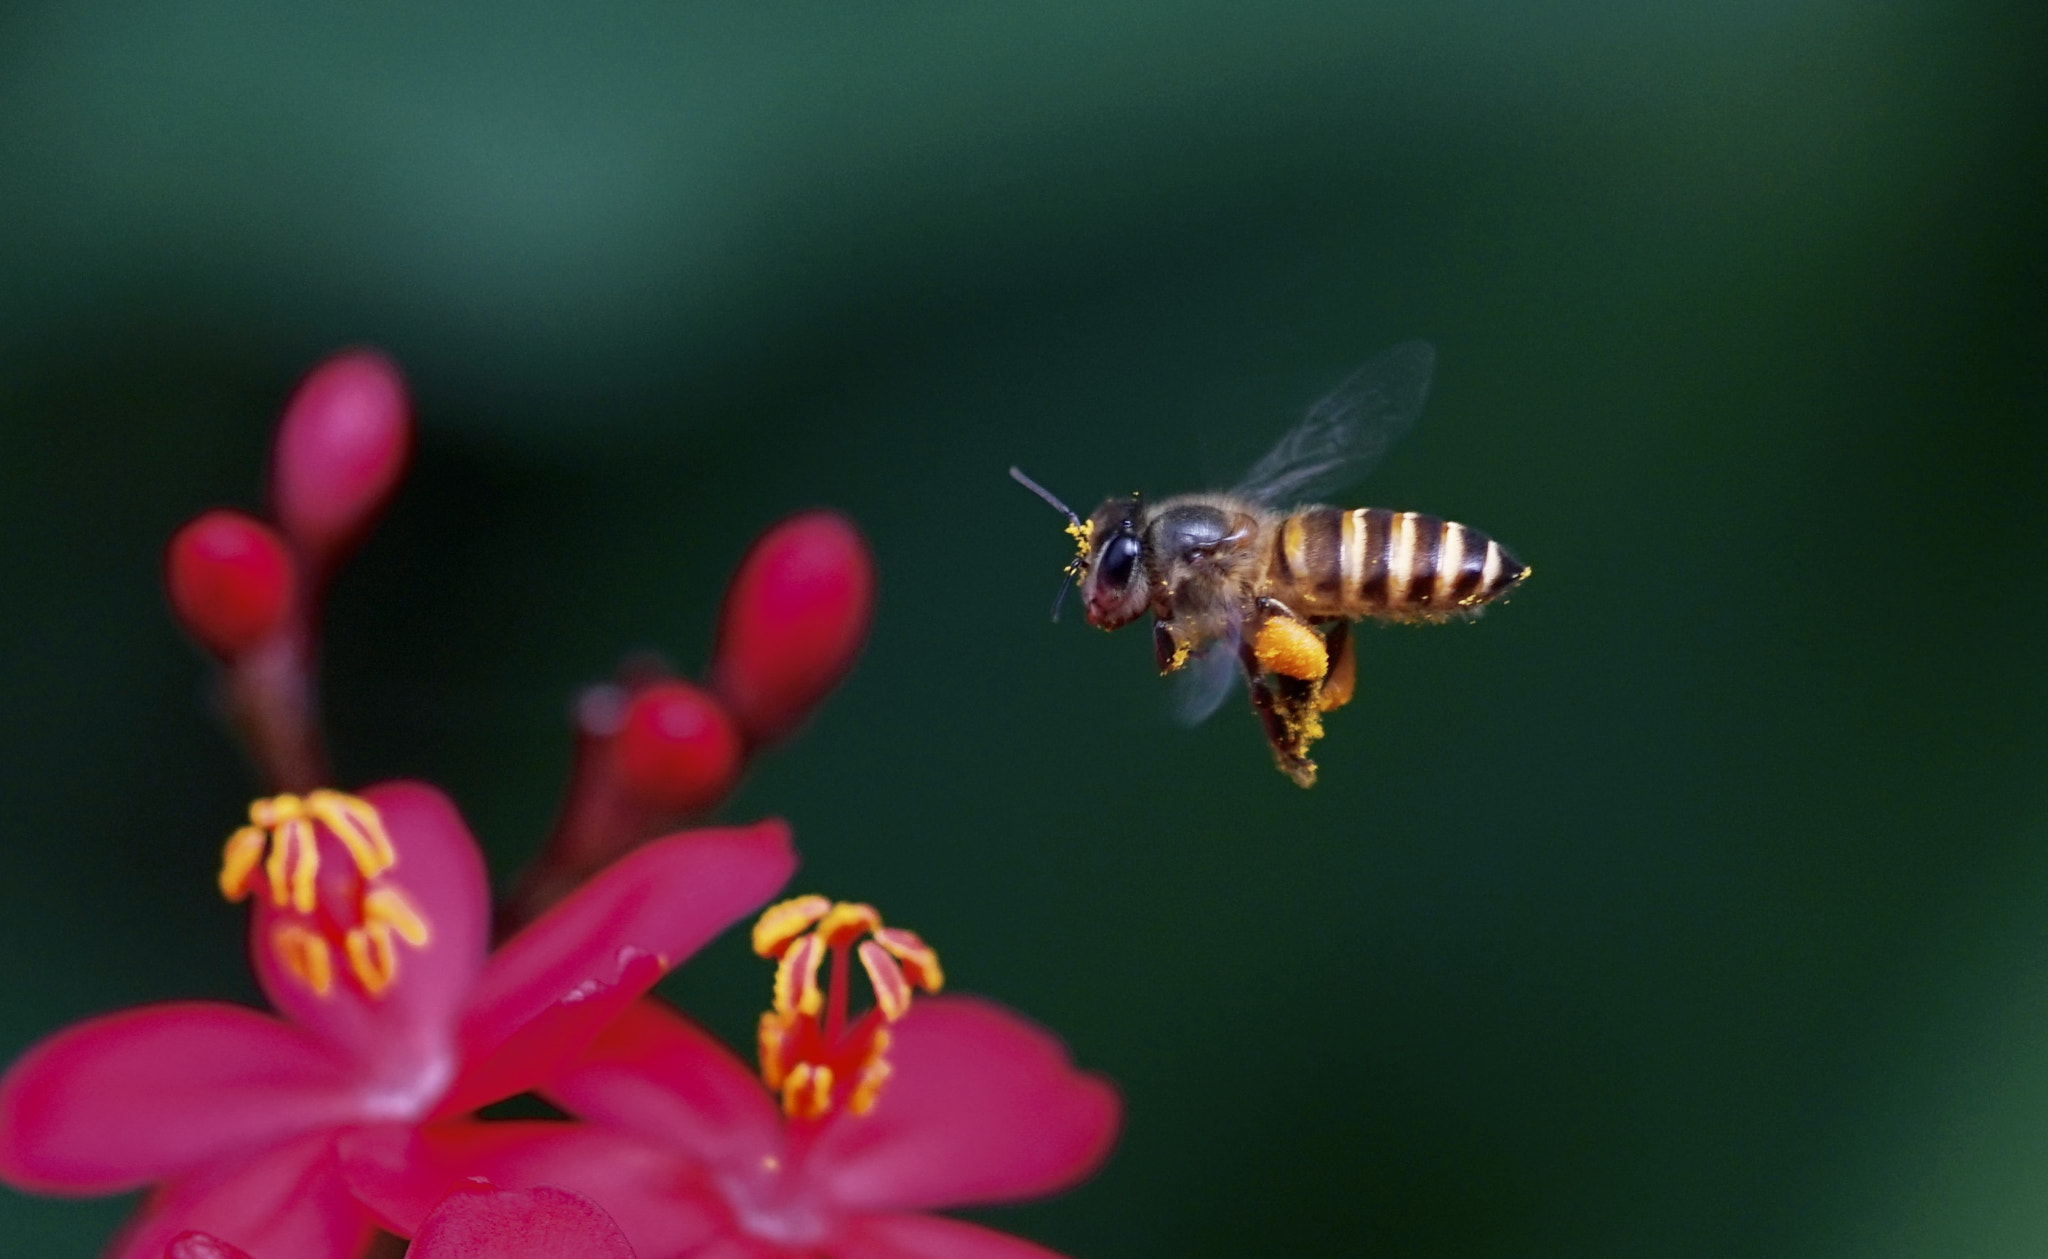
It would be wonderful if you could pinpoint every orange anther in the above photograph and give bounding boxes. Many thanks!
[816,902,881,948]
[857,941,912,1022]
[219,826,267,901]
[773,933,826,1019]
[364,887,430,947]
[781,1063,835,1122]
[344,924,398,995]
[752,895,832,958]
[272,924,334,996]
[758,1011,792,1090]
[850,1032,893,1116]
[309,789,395,878]
[872,927,944,993]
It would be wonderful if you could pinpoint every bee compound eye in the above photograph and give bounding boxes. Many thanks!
[1101,533,1142,590]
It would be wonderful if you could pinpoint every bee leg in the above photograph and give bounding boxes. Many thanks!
[1316,621,1355,712]
[1238,638,1319,788]
[1153,619,1193,674]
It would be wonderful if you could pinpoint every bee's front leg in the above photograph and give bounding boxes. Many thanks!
[1153,619,1193,674]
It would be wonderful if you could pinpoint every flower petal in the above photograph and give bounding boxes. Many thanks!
[107,1132,371,1259]
[165,1234,256,1259]
[408,1182,635,1259]
[808,996,1120,1213]
[545,997,783,1173]
[835,1213,1076,1259]
[0,1003,358,1193]
[340,1121,722,1258]
[252,782,488,1102]
[444,821,793,1113]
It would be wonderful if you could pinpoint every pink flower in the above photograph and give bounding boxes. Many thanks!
[340,899,1120,1259]
[0,782,794,1259]
[167,1180,636,1259]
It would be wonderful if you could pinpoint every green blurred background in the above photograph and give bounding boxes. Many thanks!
[2,2,2045,1255]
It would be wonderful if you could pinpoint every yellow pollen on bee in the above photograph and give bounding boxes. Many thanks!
[1065,517,1093,559]
[1253,618,1328,681]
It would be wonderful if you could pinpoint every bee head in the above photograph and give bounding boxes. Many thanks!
[1081,496,1149,630]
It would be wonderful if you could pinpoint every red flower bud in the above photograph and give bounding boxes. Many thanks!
[615,681,744,813]
[270,350,411,567]
[164,510,297,658]
[710,511,875,744]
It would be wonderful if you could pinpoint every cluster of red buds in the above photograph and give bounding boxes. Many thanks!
[162,349,875,921]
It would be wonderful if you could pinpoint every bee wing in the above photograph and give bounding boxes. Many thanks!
[1231,340,1436,507]
[1168,642,1244,727]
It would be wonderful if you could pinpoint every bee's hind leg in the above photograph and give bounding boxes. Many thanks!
[1238,638,1319,788]
[1316,621,1355,712]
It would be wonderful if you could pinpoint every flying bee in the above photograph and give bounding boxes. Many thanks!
[1012,340,1529,787]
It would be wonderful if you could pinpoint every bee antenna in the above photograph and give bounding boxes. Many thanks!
[1008,466,1081,528]
[1050,569,1077,623]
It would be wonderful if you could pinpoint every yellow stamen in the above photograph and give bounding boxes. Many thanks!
[219,826,267,901]
[850,1031,892,1115]
[816,902,880,948]
[272,924,334,996]
[753,895,832,957]
[758,1011,791,1090]
[750,896,947,1120]
[344,921,403,994]
[857,941,912,1022]
[309,789,395,878]
[774,933,826,1018]
[286,817,319,914]
[221,791,430,1003]
[781,1063,835,1121]
[873,926,944,993]
[364,886,430,947]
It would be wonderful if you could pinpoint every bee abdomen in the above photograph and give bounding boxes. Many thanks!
[1339,508,1528,620]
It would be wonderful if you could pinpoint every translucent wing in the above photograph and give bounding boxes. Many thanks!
[1168,642,1243,727]
[1231,340,1436,507]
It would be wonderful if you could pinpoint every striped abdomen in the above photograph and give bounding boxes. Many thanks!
[1267,507,1529,622]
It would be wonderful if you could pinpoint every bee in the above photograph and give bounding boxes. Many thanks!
[1012,341,1529,787]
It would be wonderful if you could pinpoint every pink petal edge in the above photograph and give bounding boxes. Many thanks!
[107,1131,371,1259]
[809,996,1121,1214]
[834,1212,1080,1259]
[408,1181,636,1259]
[165,1233,256,1259]
[444,820,794,1114]
[0,1003,358,1193]
[544,997,784,1174]
[340,1121,723,1258]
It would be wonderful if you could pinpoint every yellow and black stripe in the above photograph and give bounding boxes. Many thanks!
[1268,507,1528,621]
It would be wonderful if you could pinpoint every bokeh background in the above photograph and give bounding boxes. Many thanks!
[3,2,2045,1255]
